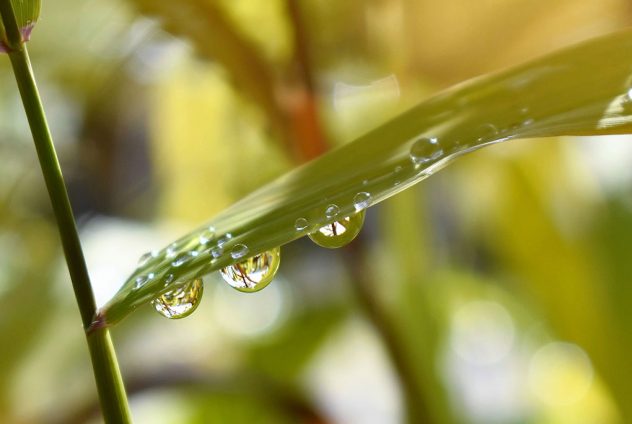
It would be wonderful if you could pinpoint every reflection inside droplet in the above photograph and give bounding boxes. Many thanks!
[152,278,204,319]
[308,211,365,249]
[220,247,281,293]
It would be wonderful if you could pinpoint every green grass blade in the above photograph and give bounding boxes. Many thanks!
[94,29,632,328]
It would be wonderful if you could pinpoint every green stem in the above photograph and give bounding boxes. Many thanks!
[0,3,132,423]
[344,243,433,424]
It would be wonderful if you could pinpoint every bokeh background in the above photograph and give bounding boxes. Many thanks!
[1,0,632,423]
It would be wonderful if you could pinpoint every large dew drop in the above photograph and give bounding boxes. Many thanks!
[151,278,204,319]
[220,247,281,293]
[308,210,365,248]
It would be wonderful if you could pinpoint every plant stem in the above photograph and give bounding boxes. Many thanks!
[344,243,433,424]
[0,3,132,423]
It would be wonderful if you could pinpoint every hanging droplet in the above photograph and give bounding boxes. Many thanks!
[410,137,443,165]
[152,278,204,319]
[230,244,249,259]
[353,192,372,211]
[220,247,281,293]
[325,204,340,219]
[295,217,309,231]
[308,211,365,249]
[199,226,216,245]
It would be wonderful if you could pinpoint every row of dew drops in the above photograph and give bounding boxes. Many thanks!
[133,84,632,319]
[137,135,452,319]
[135,82,632,319]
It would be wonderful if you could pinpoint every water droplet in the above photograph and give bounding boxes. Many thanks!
[325,204,340,219]
[362,179,369,186]
[308,211,366,248]
[210,246,223,258]
[199,226,216,245]
[134,274,152,289]
[166,243,178,258]
[522,118,534,127]
[137,250,158,267]
[172,252,194,267]
[220,247,281,293]
[163,273,175,286]
[230,244,249,259]
[295,217,309,231]
[217,233,232,247]
[353,192,371,211]
[152,278,203,319]
[410,137,443,165]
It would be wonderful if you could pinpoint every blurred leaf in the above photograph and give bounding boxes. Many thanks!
[96,30,632,328]
[245,303,349,381]
[457,141,632,420]
[130,0,294,154]
[377,190,455,424]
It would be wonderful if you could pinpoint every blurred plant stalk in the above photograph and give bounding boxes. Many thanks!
[0,1,132,423]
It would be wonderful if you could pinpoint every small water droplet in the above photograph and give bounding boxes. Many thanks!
[410,137,443,165]
[164,274,175,286]
[308,211,365,249]
[295,217,309,231]
[210,246,223,258]
[522,118,534,127]
[325,204,340,219]
[353,192,371,211]
[362,179,369,186]
[217,233,233,247]
[199,226,216,245]
[394,165,403,173]
[220,247,281,293]
[166,243,178,258]
[172,252,194,267]
[137,251,157,267]
[152,278,203,319]
[134,274,150,289]
[230,244,249,259]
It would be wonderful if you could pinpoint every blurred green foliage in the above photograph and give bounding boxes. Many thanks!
[0,0,631,423]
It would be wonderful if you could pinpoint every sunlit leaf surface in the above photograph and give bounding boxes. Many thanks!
[94,30,632,328]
